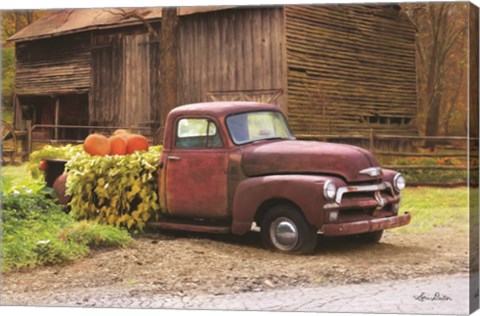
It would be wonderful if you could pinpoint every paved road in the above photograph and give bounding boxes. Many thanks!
[6,273,476,315]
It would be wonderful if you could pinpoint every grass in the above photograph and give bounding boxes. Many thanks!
[394,187,471,234]
[1,164,32,188]
[2,208,132,272]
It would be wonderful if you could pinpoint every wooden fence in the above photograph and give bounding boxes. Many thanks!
[26,123,152,154]
[297,131,478,187]
[297,133,475,165]
[20,124,479,186]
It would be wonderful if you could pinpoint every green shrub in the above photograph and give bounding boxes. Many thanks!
[2,178,132,272]
[1,178,55,222]
[390,156,468,183]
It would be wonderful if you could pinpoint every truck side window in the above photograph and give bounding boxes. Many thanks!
[176,118,223,149]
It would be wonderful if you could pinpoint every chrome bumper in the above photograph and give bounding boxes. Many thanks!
[320,212,411,236]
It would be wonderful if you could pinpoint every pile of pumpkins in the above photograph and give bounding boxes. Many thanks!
[84,129,149,156]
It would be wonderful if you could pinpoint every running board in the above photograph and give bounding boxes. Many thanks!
[147,221,230,234]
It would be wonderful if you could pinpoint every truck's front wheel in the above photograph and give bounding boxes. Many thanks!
[261,205,317,255]
[357,230,384,243]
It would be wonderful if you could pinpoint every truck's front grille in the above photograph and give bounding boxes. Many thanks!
[324,181,398,210]
[343,191,375,199]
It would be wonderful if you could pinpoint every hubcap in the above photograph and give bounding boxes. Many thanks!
[270,217,298,251]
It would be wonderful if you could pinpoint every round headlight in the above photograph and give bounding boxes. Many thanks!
[323,181,337,200]
[393,173,406,191]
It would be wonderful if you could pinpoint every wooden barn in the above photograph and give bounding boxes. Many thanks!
[9,4,417,142]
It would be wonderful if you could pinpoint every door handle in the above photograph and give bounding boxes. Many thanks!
[168,156,181,161]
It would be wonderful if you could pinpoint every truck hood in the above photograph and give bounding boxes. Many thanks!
[241,140,380,182]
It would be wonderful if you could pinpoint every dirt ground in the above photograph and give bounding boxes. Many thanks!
[1,228,469,306]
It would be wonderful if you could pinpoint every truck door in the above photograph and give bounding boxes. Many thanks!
[165,117,229,219]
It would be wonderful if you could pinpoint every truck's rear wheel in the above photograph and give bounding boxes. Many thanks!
[261,205,317,255]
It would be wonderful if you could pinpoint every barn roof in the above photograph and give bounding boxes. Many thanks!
[9,6,236,42]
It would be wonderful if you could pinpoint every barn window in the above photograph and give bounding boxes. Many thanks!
[361,116,412,125]
[288,67,307,74]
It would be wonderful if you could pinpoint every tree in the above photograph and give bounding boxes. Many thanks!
[403,3,468,146]
[2,46,15,109]
[2,11,48,46]
[159,8,179,127]
[2,11,49,113]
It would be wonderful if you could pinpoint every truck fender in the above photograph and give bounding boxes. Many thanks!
[231,175,335,235]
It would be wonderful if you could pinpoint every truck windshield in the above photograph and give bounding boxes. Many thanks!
[226,111,295,145]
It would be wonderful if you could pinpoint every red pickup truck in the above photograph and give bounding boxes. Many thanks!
[47,101,410,254]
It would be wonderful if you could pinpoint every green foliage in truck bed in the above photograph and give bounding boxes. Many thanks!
[65,146,163,231]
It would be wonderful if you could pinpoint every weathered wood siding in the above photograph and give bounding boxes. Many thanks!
[123,33,155,127]
[89,29,159,131]
[178,7,287,113]
[285,5,417,136]
[90,33,123,126]
[15,34,91,95]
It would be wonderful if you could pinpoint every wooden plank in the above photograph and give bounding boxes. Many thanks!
[54,97,59,140]
[383,165,469,170]
[234,10,243,91]
[376,151,468,158]
[243,10,253,89]
[224,13,235,90]
[252,10,262,89]
[213,15,222,92]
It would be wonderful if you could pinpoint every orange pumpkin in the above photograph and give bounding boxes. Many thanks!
[126,134,149,154]
[84,134,111,156]
[113,129,130,139]
[108,135,127,155]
